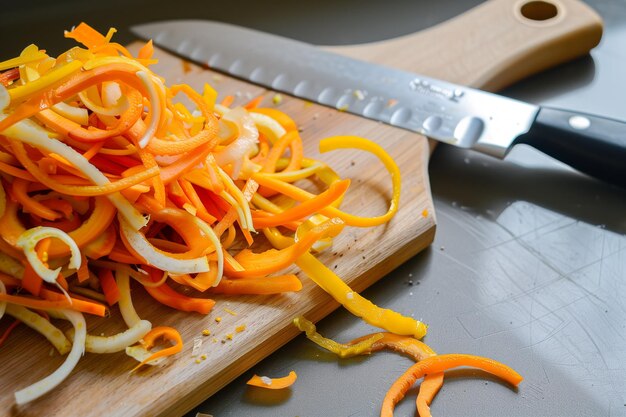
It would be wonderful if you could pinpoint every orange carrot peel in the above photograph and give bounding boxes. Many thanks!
[380,354,523,417]
[130,326,183,372]
[247,370,297,389]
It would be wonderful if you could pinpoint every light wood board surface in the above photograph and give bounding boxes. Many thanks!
[1,1,602,416]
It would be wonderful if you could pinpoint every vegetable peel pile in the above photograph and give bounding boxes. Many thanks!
[0,23,521,415]
[0,23,427,404]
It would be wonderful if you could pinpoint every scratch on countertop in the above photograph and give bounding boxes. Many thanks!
[572,315,610,370]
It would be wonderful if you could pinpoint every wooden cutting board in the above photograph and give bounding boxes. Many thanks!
[2,1,601,416]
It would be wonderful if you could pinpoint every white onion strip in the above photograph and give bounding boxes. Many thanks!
[250,112,286,143]
[214,107,259,179]
[0,116,147,230]
[5,304,71,354]
[66,319,151,353]
[126,344,167,367]
[119,215,210,275]
[0,252,25,279]
[78,86,129,117]
[0,280,5,320]
[116,268,141,328]
[218,167,254,232]
[14,309,86,405]
[51,101,89,125]
[192,217,224,286]
[0,84,9,111]
[16,226,81,283]
[135,71,163,149]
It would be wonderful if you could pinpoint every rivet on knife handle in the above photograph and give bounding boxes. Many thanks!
[515,107,626,188]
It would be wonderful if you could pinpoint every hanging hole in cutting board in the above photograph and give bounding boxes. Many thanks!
[515,0,563,26]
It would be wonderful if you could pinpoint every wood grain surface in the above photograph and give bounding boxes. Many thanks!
[1,1,602,416]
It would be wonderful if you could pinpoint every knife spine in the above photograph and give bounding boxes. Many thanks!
[137,20,540,158]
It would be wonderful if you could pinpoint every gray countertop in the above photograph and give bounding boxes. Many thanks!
[2,1,625,416]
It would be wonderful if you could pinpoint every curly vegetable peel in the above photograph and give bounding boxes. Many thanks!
[293,317,522,417]
[0,23,429,404]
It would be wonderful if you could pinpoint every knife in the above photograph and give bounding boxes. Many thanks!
[132,20,626,188]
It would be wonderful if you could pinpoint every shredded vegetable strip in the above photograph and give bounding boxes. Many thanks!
[130,326,183,372]
[67,319,152,353]
[349,332,444,417]
[0,293,106,316]
[380,354,523,417]
[14,309,86,405]
[293,316,383,358]
[5,304,72,354]
[210,274,302,295]
[247,371,297,389]
[265,227,427,339]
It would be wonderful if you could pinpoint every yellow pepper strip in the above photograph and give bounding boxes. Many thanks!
[202,83,218,111]
[259,162,325,183]
[319,136,400,226]
[350,332,437,360]
[250,193,284,214]
[298,252,427,338]
[264,228,427,339]
[8,60,83,103]
[293,316,383,358]
[0,44,47,72]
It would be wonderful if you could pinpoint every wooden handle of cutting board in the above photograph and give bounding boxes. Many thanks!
[325,0,602,91]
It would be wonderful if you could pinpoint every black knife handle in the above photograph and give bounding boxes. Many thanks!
[515,107,626,188]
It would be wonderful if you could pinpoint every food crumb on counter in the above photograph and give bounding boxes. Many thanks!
[236,324,246,333]
[215,317,222,323]
[192,338,203,357]
[224,308,238,316]
[202,329,211,336]
[272,94,283,105]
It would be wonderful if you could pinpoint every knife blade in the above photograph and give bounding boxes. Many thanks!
[132,20,626,188]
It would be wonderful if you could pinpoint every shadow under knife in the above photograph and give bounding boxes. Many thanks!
[429,144,626,236]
